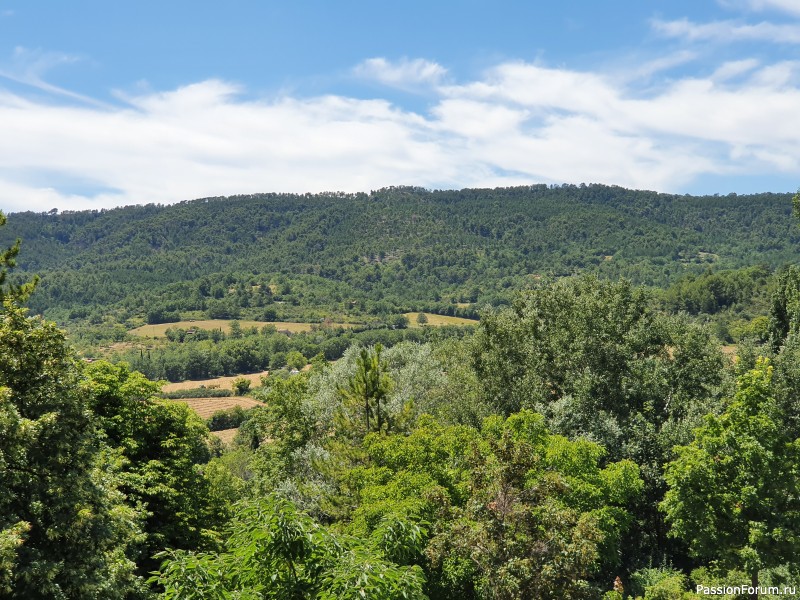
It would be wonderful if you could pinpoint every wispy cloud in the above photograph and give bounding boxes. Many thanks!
[652,17,800,43]
[0,47,108,107]
[721,0,800,15]
[353,57,447,89]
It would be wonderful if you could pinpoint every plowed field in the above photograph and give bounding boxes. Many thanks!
[168,396,263,419]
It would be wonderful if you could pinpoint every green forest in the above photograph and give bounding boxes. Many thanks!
[3,185,800,599]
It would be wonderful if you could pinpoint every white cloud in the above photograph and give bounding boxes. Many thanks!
[652,17,800,43]
[711,58,760,81]
[2,52,800,212]
[353,57,447,88]
[724,0,800,15]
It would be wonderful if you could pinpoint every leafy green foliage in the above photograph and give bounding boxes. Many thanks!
[7,194,800,598]
[431,412,642,600]
[117,320,469,383]
[207,406,250,431]
[473,276,723,451]
[317,411,642,599]
[151,494,427,599]
[85,361,231,576]
[662,359,800,586]
[0,211,38,305]
[628,568,697,600]
[0,303,141,598]
[231,377,251,395]
[472,275,727,571]
[4,186,798,337]
[768,265,800,349]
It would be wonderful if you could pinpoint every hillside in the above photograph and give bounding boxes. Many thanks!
[2,185,796,329]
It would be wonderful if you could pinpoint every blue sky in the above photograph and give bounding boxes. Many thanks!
[1,0,800,211]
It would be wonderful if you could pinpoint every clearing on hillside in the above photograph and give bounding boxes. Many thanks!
[165,396,263,420]
[404,312,478,328]
[130,319,356,338]
[161,371,270,393]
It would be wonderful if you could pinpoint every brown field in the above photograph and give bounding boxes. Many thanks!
[130,319,357,338]
[161,371,270,393]
[211,428,240,445]
[404,312,478,328]
[130,319,309,337]
[166,396,263,420]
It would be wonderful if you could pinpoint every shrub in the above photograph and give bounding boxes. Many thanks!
[232,377,251,396]
[207,406,250,431]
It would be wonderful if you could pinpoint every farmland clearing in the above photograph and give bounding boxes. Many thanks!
[164,396,263,420]
[160,371,270,393]
[403,312,478,328]
[130,319,357,338]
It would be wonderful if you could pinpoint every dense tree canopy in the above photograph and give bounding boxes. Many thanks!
[3,188,800,598]
[663,359,800,592]
[0,297,139,597]
[0,186,796,338]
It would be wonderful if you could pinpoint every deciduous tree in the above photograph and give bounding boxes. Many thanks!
[662,359,800,597]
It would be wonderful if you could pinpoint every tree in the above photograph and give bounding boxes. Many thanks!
[339,345,393,434]
[768,265,800,350]
[416,312,428,325]
[0,211,37,305]
[85,361,230,577]
[286,350,307,371]
[0,212,140,598]
[662,359,800,598]
[472,276,725,569]
[390,314,409,329]
[334,411,642,599]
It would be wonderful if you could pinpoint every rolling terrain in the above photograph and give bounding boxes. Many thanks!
[1,185,796,334]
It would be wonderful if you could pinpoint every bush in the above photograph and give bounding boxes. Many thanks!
[629,568,696,600]
[147,308,181,324]
[160,387,232,399]
[232,377,251,396]
[207,406,250,431]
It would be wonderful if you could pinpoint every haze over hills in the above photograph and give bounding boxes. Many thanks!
[1,184,796,327]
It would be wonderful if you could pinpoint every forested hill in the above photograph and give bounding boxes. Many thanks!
[1,184,797,324]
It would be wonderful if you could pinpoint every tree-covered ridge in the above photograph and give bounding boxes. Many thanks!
[1,185,797,329]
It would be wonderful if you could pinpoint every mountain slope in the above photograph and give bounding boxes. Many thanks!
[2,184,796,325]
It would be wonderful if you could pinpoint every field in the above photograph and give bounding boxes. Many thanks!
[211,428,240,445]
[165,396,263,419]
[403,312,479,328]
[161,371,270,393]
[130,319,356,338]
